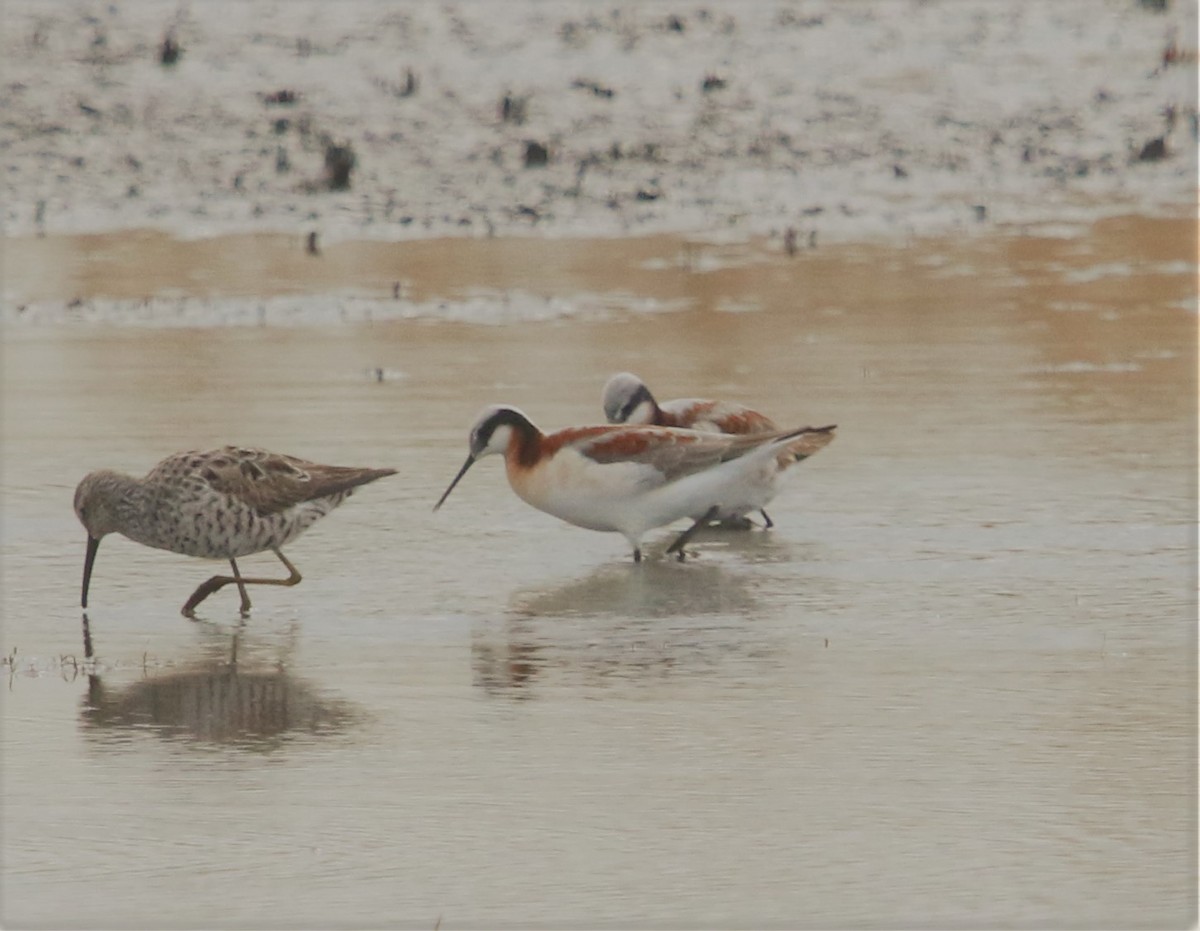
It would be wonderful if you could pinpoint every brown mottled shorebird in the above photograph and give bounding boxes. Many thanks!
[601,371,784,528]
[74,446,395,618]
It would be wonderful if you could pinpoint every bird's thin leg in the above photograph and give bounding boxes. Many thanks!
[759,509,774,529]
[182,575,233,618]
[268,549,303,586]
[229,559,252,616]
[180,549,303,619]
[666,506,721,561]
[227,550,303,593]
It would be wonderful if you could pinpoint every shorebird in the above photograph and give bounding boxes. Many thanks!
[74,446,395,617]
[434,405,835,561]
[602,371,784,527]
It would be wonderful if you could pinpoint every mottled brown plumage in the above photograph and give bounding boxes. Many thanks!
[74,446,395,617]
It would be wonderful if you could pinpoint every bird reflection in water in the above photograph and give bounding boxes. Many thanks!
[79,614,359,747]
[472,558,784,698]
[471,636,541,699]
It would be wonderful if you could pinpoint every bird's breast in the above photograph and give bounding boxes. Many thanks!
[506,448,652,532]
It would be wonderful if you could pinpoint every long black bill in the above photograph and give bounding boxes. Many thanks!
[433,455,477,511]
[81,536,100,608]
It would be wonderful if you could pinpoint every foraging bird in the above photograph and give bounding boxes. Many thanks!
[434,405,835,561]
[74,446,395,617]
[602,371,784,526]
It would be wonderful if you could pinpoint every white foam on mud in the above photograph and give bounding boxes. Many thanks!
[1032,360,1145,374]
[3,291,694,328]
[3,0,1195,246]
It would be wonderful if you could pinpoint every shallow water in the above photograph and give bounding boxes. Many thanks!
[1,216,1196,928]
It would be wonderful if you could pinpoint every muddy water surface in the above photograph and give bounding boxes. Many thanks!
[2,217,1195,927]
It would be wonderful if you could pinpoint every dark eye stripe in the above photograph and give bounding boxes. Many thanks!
[474,407,534,451]
[619,385,653,421]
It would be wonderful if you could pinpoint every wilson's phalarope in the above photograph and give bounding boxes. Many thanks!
[75,447,395,617]
[434,405,835,561]
[602,371,790,527]
[603,371,780,436]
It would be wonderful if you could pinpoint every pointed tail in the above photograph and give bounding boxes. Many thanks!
[773,424,836,465]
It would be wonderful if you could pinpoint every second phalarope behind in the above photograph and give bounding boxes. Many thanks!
[602,371,793,527]
[435,405,835,561]
[602,371,780,436]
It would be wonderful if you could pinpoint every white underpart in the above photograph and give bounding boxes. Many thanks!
[656,399,785,521]
[511,439,796,551]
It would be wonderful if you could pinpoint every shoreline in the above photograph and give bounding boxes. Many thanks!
[4,212,1195,327]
